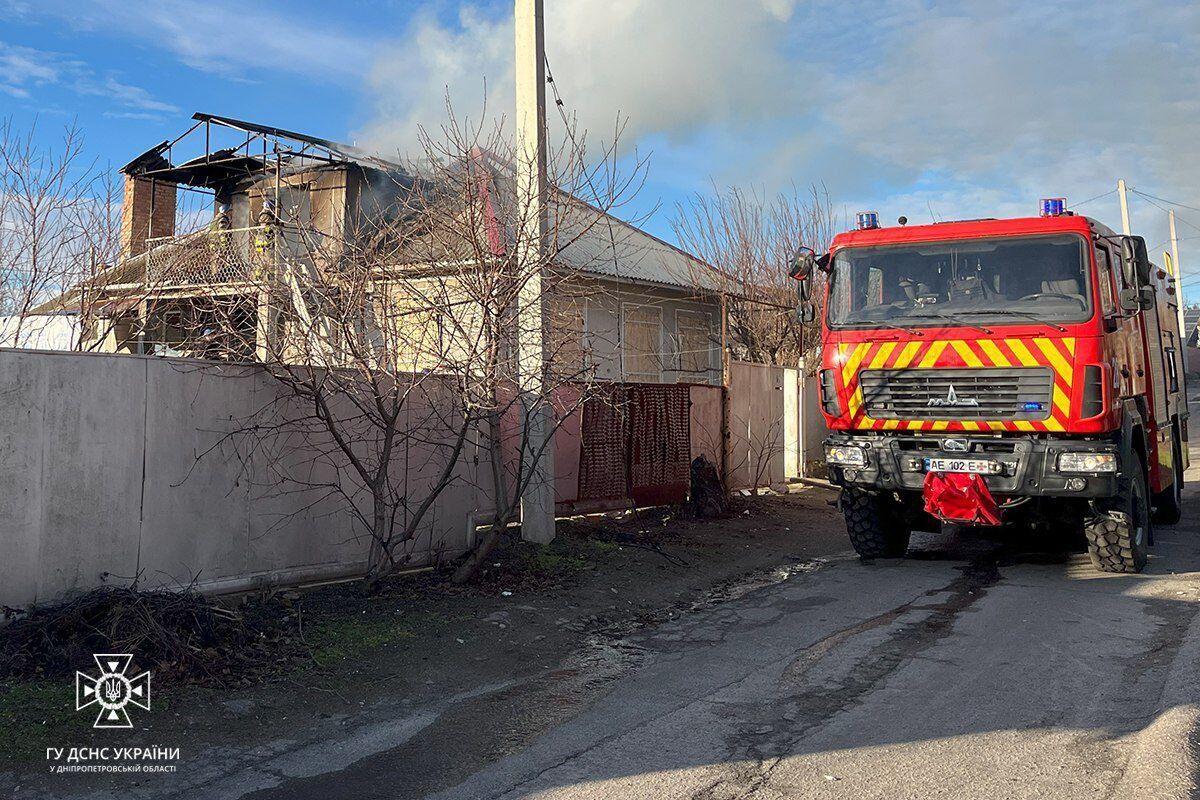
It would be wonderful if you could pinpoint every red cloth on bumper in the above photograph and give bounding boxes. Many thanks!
[922,471,1002,525]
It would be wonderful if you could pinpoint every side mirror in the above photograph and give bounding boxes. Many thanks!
[789,247,817,282]
[1119,286,1154,313]
[1122,236,1152,286]
[1139,285,1155,310]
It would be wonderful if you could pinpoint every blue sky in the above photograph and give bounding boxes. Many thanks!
[3,0,1199,295]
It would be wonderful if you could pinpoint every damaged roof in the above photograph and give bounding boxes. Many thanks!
[115,113,721,294]
[192,114,404,173]
[122,112,411,189]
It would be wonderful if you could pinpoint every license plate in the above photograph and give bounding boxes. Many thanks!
[924,457,994,474]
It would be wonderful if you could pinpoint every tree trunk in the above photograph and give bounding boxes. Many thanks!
[451,408,509,585]
[451,521,503,584]
[365,494,393,587]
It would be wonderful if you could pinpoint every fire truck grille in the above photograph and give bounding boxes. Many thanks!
[858,367,1055,421]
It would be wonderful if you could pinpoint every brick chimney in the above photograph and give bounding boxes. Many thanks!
[120,175,176,259]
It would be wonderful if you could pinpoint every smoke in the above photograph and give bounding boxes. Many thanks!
[357,0,803,159]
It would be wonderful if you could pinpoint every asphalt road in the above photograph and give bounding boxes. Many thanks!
[234,464,1200,799]
[42,462,1199,800]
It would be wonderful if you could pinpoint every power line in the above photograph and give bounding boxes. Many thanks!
[1129,189,1200,237]
[1070,188,1116,209]
[1123,189,1199,303]
[1128,189,1200,216]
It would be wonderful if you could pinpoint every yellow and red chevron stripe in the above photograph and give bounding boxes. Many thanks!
[835,337,1076,433]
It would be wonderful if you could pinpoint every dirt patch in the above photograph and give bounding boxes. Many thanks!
[0,487,846,779]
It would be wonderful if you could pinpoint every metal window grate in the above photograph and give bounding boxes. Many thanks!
[146,226,267,287]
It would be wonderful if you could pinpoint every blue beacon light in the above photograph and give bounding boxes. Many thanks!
[1040,198,1066,217]
[856,211,880,230]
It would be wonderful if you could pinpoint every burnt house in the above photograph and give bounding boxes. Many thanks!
[78,113,725,384]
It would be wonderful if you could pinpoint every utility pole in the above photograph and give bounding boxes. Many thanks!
[514,0,555,544]
[1170,209,1186,335]
[1118,179,1131,236]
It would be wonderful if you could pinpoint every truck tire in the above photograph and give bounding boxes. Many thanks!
[842,488,911,559]
[1085,458,1151,574]
[1153,433,1183,525]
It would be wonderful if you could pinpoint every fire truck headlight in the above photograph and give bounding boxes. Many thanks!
[1057,452,1117,474]
[826,444,868,468]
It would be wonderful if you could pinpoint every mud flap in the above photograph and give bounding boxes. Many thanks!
[923,472,1002,526]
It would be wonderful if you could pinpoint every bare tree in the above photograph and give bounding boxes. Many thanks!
[672,184,836,368]
[171,103,645,585]
[0,119,121,349]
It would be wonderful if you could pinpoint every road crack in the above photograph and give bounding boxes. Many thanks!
[694,553,1004,799]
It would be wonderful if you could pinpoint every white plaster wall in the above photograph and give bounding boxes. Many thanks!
[0,314,81,350]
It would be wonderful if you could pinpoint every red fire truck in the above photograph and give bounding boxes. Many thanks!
[790,201,1188,573]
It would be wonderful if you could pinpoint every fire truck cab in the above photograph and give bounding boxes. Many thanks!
[792,203,1188,573]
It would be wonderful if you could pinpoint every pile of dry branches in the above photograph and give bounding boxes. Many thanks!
[0,587,299,687]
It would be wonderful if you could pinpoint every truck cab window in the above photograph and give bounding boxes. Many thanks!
[1115,243,1138,289]
[1095,245,1116,316]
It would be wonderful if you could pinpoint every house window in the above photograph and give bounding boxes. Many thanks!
[549,295,588,379]
[621,304,663,382]
[387,283,443,371]
[676,309,714,383]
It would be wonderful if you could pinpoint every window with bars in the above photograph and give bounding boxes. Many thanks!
[676,309,715,383]
[548,295,588,378]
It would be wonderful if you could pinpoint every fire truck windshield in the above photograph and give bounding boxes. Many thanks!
[828,234,1091,330]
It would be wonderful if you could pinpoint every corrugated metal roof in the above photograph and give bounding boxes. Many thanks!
[1184,306,1200,347]
[553,196,722,292]
[388,164,722,293]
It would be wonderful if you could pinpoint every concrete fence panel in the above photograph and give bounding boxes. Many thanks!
[0,349,484,608]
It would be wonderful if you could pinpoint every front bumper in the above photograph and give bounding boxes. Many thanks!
[825,432,1120,499]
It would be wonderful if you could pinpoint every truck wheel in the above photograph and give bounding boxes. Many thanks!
[842,488,911,559]
[1153,434,1183,525]
[1085,458,1151,574]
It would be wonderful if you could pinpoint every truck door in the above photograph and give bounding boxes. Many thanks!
[1135,269,1172,492]
[1101,242,1144,400]
[1142,291,1169,425]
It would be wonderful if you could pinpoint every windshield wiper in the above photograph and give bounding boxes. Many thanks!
[855,319,925,336]
[899,311,992,335]
[963,309,1067,332]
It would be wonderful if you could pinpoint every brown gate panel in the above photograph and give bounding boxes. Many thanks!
[577,384,630,502]
[628,385,690,506]
[576,384,691,507]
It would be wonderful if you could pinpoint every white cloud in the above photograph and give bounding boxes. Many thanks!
[77,76,179,114]
[0,42,59,96]
[800,0,1200,274]
[0,41,179,114]
[14,0,378,83]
